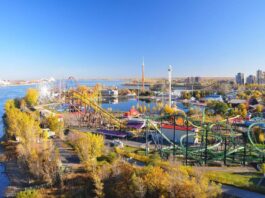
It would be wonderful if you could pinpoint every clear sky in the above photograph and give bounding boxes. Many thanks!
[0,0,265,80]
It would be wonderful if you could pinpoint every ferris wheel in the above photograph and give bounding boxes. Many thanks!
[65,76,78,90]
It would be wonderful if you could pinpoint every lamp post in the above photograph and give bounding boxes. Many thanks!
[168,65,172,107]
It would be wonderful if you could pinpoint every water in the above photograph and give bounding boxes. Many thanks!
[0,85,35,197]
[78,79,125,88]
[101,98,191,113]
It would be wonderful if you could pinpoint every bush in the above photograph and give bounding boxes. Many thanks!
[16,189,42,198]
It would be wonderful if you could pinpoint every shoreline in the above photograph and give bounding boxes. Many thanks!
[2,140,32,198]
[0,83,38,88]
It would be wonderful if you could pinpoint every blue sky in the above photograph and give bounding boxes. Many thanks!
[0,0,265,80]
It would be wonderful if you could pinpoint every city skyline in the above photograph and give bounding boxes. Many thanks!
[1,0,265,80]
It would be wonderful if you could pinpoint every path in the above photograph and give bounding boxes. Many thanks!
[222,185,265,198]
[52,137,80,171]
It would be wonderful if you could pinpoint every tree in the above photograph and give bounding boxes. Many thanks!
[68,132,104,170]
[144,166,170,197]
[164,104,175,114]
[181,91,191,99]
[25,88,39,106]
[90,171,105,198]
[45,115,64,137]
[238,103,248,118]
[206,101,228,115]
[5,99,41,141]
[256,105,264,113]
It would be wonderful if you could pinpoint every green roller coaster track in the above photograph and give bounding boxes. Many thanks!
[146,113,265,165]
[66,89,265,165]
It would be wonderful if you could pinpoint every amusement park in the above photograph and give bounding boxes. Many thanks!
[2,71,265,197]
[36,72,265,168]
[3,1,265,197]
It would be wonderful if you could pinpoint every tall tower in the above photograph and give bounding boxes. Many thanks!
[142,58,145,92]
[168,65,172,107]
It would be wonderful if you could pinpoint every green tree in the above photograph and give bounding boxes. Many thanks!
[206,101,228,115]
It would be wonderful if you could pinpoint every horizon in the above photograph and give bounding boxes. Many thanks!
[0,75,236,82]
[0,0,265,79]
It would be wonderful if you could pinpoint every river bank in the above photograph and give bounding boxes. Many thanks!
[0,85,36,197]
[0,142,9,197]
[2,141,30,197]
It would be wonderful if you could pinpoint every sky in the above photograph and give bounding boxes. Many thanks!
[0,0,265,80]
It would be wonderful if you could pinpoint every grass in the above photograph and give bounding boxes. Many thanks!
[205,171,265,194]
[115,146,172,168]
[122,145,140,153]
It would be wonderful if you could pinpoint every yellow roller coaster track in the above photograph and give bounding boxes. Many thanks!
[70,90,126,128]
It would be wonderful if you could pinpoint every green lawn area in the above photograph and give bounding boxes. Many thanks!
[206,171,265,194]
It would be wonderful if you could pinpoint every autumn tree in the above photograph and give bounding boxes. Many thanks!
[5,99,61,184]
[181,91,191,99]
[103,161,221,198]
[256,104,264,113]
[238,103,248,118]
[5,99,41,142]
[68,132,104,170]
[24,88,39,106]
[164,104,175,115]
[45,115,64,138]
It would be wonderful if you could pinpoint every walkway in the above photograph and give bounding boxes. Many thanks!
[52,137,80,171]
[222,185,265,198]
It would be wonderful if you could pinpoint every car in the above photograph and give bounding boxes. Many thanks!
[110,139,124,148]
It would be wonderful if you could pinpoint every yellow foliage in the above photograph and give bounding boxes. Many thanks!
[68,131,104,169]
[164,104,175,114]
[256,105,264,113]
[45,115,64,137]
[24,88,39,106]
[5,99,41,142]
[144,166,170,196]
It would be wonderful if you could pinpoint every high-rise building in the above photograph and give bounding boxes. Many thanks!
[257,69,263,84]
[236,73,244,85]
[195,76,201,83]
[185,76,201,84]
[246,75,256,84]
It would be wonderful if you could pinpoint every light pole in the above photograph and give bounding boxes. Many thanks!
[168,65,172,107]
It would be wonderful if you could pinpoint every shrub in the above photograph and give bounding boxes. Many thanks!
[16,189,42,198]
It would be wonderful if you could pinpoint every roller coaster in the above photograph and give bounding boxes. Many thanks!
[145,114,265,166]
[61,81,265,166]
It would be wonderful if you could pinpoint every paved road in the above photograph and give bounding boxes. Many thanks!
[222,185,265,198]
[53,138,80,170]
